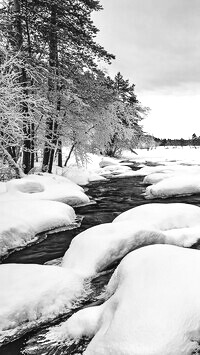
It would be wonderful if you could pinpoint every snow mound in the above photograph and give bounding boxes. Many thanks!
[0,173,90,206]
[40,245,200,355]
[96,164,133,178]
[83,245,200,354]
[99,157,121,168]
[62,165,106,185]
[143,172,175,184]
[0,264,85,345]
[145,175,200,199]
[113,203,200,230]
[0,199,76,259]
[62,203,200,277]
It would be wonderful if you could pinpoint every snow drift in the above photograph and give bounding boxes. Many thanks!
[62,203,200,277]
[0,199,76,259]
[47,245,200,355]
[62,165,106,185]
[0,263,86,346]
[0,173,90,206]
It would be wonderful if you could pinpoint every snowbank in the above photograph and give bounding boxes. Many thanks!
[38,245,200,355]
[0,182,6,193]
[0,263,85,345]
[62,157,134,184]
[145,175,200,199]
[143,171,175,184]
[62,203,200,277]
[122,146,200,166]
[0,199,76,259]
[83,245,200,354]
[99,157,122,168]
[96,164,134,178]
[62,165,106,185]
[0,173,90,206]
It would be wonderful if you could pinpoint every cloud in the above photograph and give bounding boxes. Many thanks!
[93,0,200,93]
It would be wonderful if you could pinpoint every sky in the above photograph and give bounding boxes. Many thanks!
[92,0,200,138]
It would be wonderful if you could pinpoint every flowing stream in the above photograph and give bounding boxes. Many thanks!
[2,164,200,354]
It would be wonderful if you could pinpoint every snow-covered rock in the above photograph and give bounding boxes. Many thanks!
[62,223,165,277]
[143,172,175,184]
[62,203,200,277]
[145,175,200,199]
[0,173,90,206]
[113,203,200,230]
[0,263,85,345]
[96,164,133,179]
[99,157,121,168]
[62,165,106,185]
[83,245,200,354]
[39,245,200,355]
[0,199,76,259]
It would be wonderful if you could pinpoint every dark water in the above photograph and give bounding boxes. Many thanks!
[2,170,200,354]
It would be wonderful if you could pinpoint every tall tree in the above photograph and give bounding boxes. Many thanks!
[103,72,148,157]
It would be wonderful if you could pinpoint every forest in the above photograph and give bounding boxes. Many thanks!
[0,0,149,179]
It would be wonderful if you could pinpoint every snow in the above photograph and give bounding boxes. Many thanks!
[60,155,134,184]
[0,182,6,193]
[145,175,200,199]
[0,199,76,259]
[0,263,85,345]
[120,147,200,199]
[0,173,90,206]
[122,146,200,166]
[143,171,175,184]
[82,245,200,354]
[62,203,200,277]
[62,165,106,185]
[99,157,122,168]
[39,245,200,355]
[96,164,134,178]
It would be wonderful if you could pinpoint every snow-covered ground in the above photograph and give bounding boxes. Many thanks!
[122,145,200,166]
[0,200,76,259]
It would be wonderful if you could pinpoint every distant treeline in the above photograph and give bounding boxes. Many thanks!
[154,134,200,146]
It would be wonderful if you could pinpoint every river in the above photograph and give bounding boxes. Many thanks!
[2,165,200,354]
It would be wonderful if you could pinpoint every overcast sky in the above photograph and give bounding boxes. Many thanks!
[93,0,200,138]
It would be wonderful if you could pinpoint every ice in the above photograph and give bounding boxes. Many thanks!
[0,199,76,259]
[0,173,90,206]
[0,263,86,345]
[62,203,200,277]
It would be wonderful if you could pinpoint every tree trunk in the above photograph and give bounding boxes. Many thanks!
[13,0,33,174]
[42,3,59,173]
[64,143,76,166]
[1,146,25,178]
[57,139,63,167]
